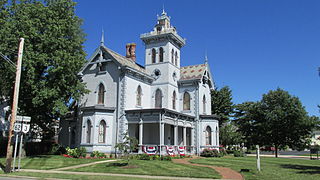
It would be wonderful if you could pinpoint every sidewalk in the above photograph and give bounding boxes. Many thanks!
[246,154,314,160]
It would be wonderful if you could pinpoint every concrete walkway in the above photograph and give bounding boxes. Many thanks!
[246,154,314,160]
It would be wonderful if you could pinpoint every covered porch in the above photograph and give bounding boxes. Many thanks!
[126,108,196,155]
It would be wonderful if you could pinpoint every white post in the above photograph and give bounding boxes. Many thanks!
[174,125,178,146]
[183,127,187,146]
[256,145,261,171]
[18,133,23,171]
[139,122,143,153]
[12,133,19,172]
[160,123,164,155]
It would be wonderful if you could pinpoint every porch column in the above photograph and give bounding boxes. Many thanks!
[174,125,178,146]
[139,122,143,146]
[191,127,194,147]
[160,122,164,155]
[183,126,187,146]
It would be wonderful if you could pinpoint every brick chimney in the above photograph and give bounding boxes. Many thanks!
[126,43,136,61]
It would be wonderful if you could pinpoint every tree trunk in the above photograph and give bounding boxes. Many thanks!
[275,145,278,158]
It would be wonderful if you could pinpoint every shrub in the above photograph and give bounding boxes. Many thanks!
[137,153,150,160]
[150,155,160,160]
[50,144,66,155]
[200,149,221,157]
[233,150,246,157]
[225,150,233,154]
[161,155,172,161]
[66,147,87,158]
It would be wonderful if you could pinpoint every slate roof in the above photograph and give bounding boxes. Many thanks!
[180,64,207,81]
[101,46,146,73]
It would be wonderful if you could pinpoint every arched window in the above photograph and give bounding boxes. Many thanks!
[152,48,156,63]
[205,126,212,145]
[203,95,206,114]
[86,120,91,143]
[183,92,190,110]
[98,83,105,105]
[136,85,142,106]
[171,49,174,64]
[172,91,176,110]
[98,120,106,143]
[175,51,178,66]
[159,47,164,62]
[155,89,162,108]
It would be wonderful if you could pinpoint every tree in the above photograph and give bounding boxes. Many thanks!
[115,132,138,158]
[234,101,263,150]
[0,0,88,140]
[211,86,234,126]
[219,122,242,148]
[235,88,319,157]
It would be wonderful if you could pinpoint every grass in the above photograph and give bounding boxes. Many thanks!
[0,172,154,180]
[190,156,320,180]
[67,159,221,179]
[0,155,108,170]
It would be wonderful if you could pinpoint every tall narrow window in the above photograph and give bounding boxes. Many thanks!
[98,120,106,143]
[86,120,91,143]
[98,83,105,105]
[175,51,178,66]
[155,89,162,108]
[172,91,176,110]
[183,92,190,110]
[159,47,164,62]
[136,85,142,106]
[171,49,174,64]
[152,48,156,63]
[203,95,206,114]
[205,126,212,145]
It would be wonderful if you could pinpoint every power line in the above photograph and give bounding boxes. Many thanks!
[0,52,16,70]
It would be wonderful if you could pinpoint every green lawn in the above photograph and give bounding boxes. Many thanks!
[0,172,156,180]
[190,156,320,180]
[68,159,221,179]
[0,155,108,170]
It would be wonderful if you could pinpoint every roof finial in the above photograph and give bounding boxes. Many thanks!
[162,4,166,15]
[100,28,104,46]
[204,50,208,64]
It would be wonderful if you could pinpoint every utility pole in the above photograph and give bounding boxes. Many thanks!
[5,38,24,173]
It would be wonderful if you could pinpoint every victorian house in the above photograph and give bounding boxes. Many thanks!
[59,10,219,155]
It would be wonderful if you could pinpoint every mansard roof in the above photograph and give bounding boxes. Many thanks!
[179,63,215,89]
[180,64,207,80]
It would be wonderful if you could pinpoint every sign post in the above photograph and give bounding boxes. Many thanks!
[256,145,261,171]
[12,116,31,171]
[12,133,19,172]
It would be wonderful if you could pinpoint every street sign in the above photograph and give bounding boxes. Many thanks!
[22,124,30,133]
[16,116,31,122]
[22,116,31,122]
[16,116,22,122]
[14,123,22,132]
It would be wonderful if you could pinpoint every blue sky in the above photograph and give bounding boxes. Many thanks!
[74,0,320,116]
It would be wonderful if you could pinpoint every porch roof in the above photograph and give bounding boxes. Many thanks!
[125,108,196,120]
[200,114,220,120]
